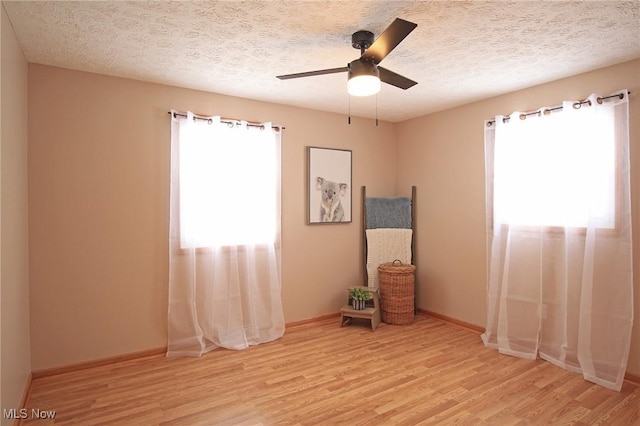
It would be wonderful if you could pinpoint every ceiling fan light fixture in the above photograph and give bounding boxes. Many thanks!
[347,60,380,96]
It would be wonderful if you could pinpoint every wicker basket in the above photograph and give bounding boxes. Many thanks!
[378,260,416,325]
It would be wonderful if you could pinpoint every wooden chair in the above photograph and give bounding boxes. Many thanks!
[340,286,381,331]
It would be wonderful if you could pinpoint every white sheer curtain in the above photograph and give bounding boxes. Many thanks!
[167,112,284,356]
[482,91,633,391]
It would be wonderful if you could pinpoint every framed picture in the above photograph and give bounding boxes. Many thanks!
[307,147,352,224]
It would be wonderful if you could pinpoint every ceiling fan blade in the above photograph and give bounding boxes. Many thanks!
[378,66,417,90]
[276,67,348,80]
[361,18,417,64]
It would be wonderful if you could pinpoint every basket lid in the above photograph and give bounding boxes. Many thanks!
[378,259,416,273]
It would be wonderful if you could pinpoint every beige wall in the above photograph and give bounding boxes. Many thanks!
[397,59,640,376]
[26,56,640,379]
[27,64,397,371]
[1,3,31,423]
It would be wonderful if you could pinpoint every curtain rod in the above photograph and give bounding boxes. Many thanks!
[168,111,285,131]
[486,91,629,127]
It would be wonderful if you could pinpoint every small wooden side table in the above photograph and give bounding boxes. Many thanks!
[340,286,381,331]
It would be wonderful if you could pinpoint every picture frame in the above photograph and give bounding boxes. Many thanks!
[307,146,352,224]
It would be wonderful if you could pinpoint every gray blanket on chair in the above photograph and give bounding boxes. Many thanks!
[365,197,412,229]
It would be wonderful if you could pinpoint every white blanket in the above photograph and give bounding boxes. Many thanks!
[366,228,413,288]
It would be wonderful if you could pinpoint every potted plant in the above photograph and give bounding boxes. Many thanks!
[349,287,372,310]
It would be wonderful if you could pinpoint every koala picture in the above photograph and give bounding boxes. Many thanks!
[307,146,352,224]
[316,177,348,222]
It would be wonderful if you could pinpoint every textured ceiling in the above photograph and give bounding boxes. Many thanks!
[4,1,640,122]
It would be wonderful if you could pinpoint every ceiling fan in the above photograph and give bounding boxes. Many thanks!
[276,18,418,97]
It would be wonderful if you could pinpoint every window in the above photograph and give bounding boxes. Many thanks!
[174,114,280,248]
[487,95,620,230]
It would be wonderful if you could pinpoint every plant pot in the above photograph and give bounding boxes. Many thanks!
[352,299,365,310]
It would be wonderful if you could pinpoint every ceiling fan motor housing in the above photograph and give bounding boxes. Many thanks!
[348,59,379,78]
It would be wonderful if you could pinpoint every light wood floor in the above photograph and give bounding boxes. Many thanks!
[22,315,640,425]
